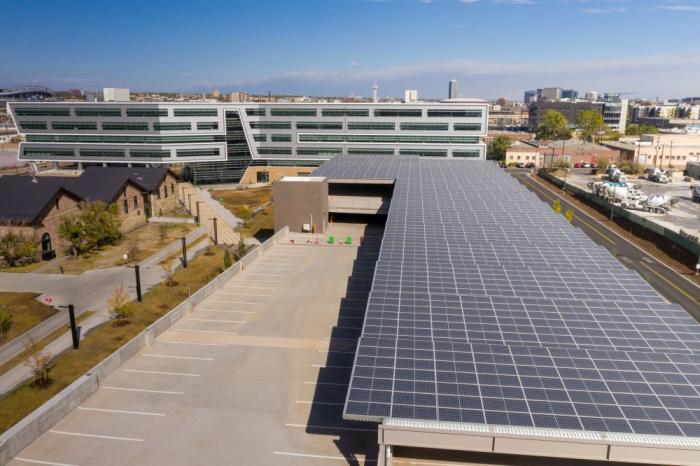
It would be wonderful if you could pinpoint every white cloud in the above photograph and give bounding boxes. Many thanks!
[581,7,626,13]
[459,0,479,4]
[654,4,700,11]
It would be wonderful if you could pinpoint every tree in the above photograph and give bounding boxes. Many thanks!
[536,110,571,141]
[576,110,607,143]
[234,237,248,261]
[597,156,610,173]
[58,201,122,256]
[626,123,659,136]
[552,199,561,214]
[487,135,512,161]
[23,335,52,388]
[108,284,132,327]
[564,209,574,223]
[0,232,39,267]
[0,306,12,339]
[223,247,232,269]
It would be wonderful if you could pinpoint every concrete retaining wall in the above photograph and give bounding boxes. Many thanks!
[0,226,289,463]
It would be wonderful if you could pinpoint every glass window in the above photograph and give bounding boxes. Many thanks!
[196,122,219,130]
[245,108,266,116]
[15,107,70,116]
[257,147,292,155]
[453,123,482,131]
[298,134,479,144]
[373,109,422,117]
[123,198,129,214]
[153,122,192,131]
[51,122,98,130]
[130,149,171,158]
[253,134,267,142]
[296,147,343,156]
[27,134,225,144]
[400,123,449,131]
[173,108,218,117]
[75,108,122,117]
[399,149,448,157]
[347,122,394,130]
[270,108,317,117]
[249,121,291,129]
[102,122,149,131]
[79,149,126,157]
[133,196,138,209]
[427,109,482,118]
[19,121,48,130]
[296,122,343,130]
[126,108,168,117]
[271,134,291,142]
[452,150,481,158]
[22,147,75,158]
[347,148,395,155]
[176,148,221,157]
[256,171,270,183]
[321,108,369,117]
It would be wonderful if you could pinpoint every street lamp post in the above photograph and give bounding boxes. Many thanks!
[128,264,142,302]
[195,201,202,225]
[181,237,188,268]
[210,217,219,245]
[57,304,80,349]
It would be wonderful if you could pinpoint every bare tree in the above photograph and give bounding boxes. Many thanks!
[109,284,132,327]
[23,335,52,388]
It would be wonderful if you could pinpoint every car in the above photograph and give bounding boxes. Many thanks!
[525,162,536,169]
[582,162,591,168]
[516,162,526,168]
[574,162,584,168]
[590,163,598,169]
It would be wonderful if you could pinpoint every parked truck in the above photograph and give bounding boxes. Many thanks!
[588,181,679,214]
[645,167,670,184]
[692,184,700,203]
[607,165,627,182]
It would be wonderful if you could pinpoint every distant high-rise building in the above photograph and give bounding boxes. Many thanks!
[103,88,130,102]
[404,89,418,103]
[372,83,379,103]
[229,92,249,103]
[212,89,221,98]
[585,91,600,102]
[449,79,458,99]
[524,90,538,105]
[561,89,578,100]
[537,87,562,101]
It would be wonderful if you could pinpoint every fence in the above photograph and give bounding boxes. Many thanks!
[0,226,289,463]
[538,170,700,256]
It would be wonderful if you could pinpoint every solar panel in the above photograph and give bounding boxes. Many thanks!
[312,156,700,443]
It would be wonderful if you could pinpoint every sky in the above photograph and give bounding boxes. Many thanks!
[3,0,700,100]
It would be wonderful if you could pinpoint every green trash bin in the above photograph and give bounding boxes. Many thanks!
[327,235,335,244]
[345,236,352,245]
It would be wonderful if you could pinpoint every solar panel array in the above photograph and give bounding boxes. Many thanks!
[314,155,700,441]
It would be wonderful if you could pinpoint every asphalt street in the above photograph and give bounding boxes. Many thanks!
[514,172,700,322]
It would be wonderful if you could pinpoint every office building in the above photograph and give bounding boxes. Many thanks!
[523,90,537,105]
[448,79,458,99]
[537,87,562,102]
[7,100,488,184]
[103,88,130,102]
[561,89,578,100]
[404,89,418,103]
[528,100,628,132]
[584,91,599,102]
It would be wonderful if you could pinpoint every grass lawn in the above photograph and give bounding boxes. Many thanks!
[42,223,197,275]
[0,246,226,433]
[0,261,44,274]
[165,204,195,219]
[0,293,57,343]
[211,186,274,241]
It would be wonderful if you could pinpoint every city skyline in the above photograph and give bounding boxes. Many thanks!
[3,0,700,99]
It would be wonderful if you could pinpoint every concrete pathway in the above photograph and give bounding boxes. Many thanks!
[0,227,209,394]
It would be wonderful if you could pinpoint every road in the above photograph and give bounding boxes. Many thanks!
[514,172,700,321]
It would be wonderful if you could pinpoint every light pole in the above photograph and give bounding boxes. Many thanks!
[57,304,79,349]
[210,217,219,245]
[195,201,202,225]
[127,264,142,302]
[181,237,188,268]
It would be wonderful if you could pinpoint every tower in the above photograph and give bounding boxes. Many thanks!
[372,83,379,103]
[449,79,458,99]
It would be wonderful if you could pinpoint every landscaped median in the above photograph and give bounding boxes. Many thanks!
[0,226,288,463]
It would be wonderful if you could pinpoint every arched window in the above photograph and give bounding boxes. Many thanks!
[123,198,129,214]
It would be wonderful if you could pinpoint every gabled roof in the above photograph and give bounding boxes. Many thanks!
[61,175,139,205]
[0,176,82,224]
[79,166,177,193]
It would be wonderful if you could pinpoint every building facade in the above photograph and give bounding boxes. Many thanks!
[528,100,628,132]
[448,80,458,99]
[8,101,488,184]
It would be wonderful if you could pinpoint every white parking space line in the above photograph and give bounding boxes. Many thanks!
[215,292,271,297]
[123,369,200,377]
[142,353,213,361]
[241,272,286,277]
[232,279,282,284]
[158,340,227,347]
[197,308,255,314]
[77,406,166,416]
[170,329,239,336]
[295,400,344,406]
[15,458,79,466]
[222,285,275,290]
[207,300,262,305]
[284,423,376,433]
[273,451,375,462]
[101,386,184,395]
[49,430,144,442]
[188,318,244,324]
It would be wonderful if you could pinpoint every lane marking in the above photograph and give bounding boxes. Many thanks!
[142,353,213,361]
[207,300,262,305]
[295,400,344,406]
[188,318,244,324]
[158,340,226,347]
[101,386,184,395]
[639,261,697,303]
[49,430,144,442]
[222,285,275,290]
[214,292,271,297]
[123,369,200,377]
[241,272,286,277]
[197,308,254,314]
[78,406,166,416]
[527,174,700,296]
[273,451,375,462]
[169,329,239,336]
[15,458,79,466]
[285,423,376,433]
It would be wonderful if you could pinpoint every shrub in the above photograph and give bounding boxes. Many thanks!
[618,161,644,175]
[223,247,232,269]
[23,336,52,388]
[58,201,122,256]
[109,284,132,327]
[564,209,574,223]
[0,306,12,339]
[0,232,39,267]
[552,199,562,214]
